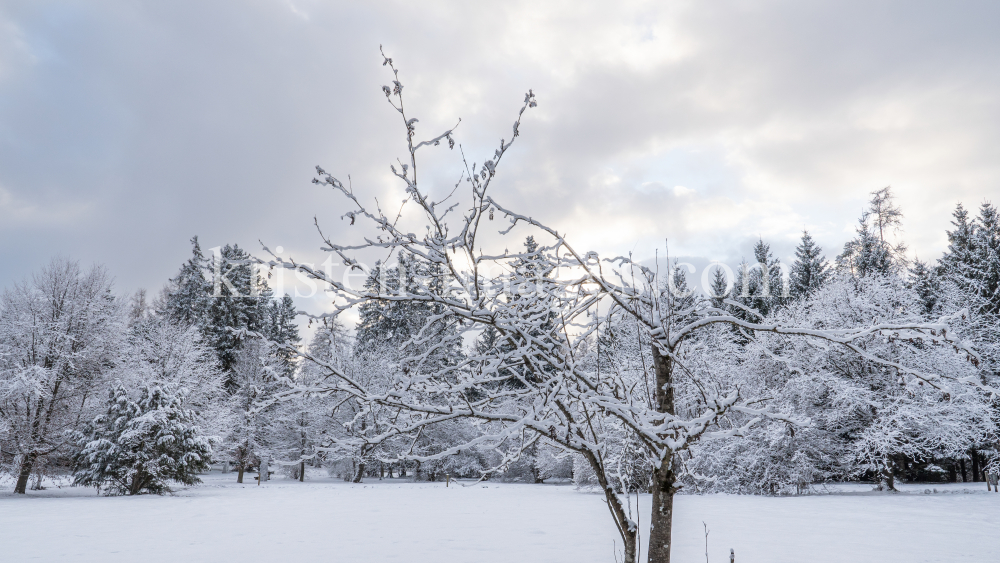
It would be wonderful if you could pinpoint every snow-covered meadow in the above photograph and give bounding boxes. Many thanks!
[2,472,997,563]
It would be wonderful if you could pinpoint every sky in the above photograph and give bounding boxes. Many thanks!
[2,0,999,320]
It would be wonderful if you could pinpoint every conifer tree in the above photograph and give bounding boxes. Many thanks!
[938,203,978,287]
[908,259,940,317]
[789,230,830,299]
[732,238,788,319]
[664,263,698,326]
[707,266,730,310]
[202,244,273,382]
[267,294,301,375]
[972,202,1000,316]
[74,383,211,495]
[161,237,211,325]
[163,241,300,390]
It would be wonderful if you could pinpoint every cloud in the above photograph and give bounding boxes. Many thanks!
[1,0,998,317]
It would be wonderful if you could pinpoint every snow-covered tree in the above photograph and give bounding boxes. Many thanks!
[908,259,940,317]
[0,258,124,494]
[692,274,994,492]
[732,238,788,320]
[160,237,212,326]
[74,382,211,495]
[162,241,300,390]
[938,203,980,291]
[113,316,226,426]
[223,339,283,483]
[707,266,731,310]
[789,230,830,299]
[837,187,908,277]
[260,52,986,563]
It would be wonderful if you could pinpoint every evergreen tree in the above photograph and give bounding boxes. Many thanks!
[938,203,978,287]
[789,230,830,299]
[972,202,1000,316]
[354,251,464,378]
[202,244,273,383]
[74,383,211,495]
[732,238,788,319]
[488,237,558,387]
[908,259,939,317]
[664,263,698,326]
[355,255,423,354]
[267,294,301,375]
[161,237,211,326]
[162,241,300,390]
[707,266,730,311]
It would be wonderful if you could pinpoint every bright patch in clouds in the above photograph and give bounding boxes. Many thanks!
[0,0,998,299]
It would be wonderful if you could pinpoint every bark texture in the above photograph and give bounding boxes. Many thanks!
[648,343,677,563]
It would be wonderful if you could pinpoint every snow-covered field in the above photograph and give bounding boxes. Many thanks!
[2,472,997,563]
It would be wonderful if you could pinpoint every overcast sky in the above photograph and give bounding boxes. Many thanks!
[2,1,999,315]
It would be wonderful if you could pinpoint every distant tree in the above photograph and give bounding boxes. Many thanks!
[732,238,788,319]
[707,266,730,310]
[789,230,830,299]
[837,187,908,276]
[908,259,940,317]
[971,202,1000,316]
[162,240,299,390]
[160,237,211,326]
[937,203,979,289]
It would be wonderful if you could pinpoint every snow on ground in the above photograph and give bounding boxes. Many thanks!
[1,472,997,563]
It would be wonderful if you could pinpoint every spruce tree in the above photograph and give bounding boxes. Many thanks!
[972,202,1000,316]
[354,252,463,374]
[707,266,730,310]
[664,263,697,326]
[74,383,211,495]
[162,239,300,390]
[732,238,787,319]
[161,237,211,325]
[789,230,830,299]
[938,203,978,285]
[908,259,939,317]
[202,244,270,380]
[267,294,301,375]
[355,255,423,355]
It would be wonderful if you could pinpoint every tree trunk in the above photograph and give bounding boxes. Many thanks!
[971,449,981,482]
[237,465,245,484]
[648,342,677,563]
[581,448,638,563]
[648,456,677,563]
[960,458,968,482]
[13,453,36,494]
[878,456,896,491]
[353,462,365,483]
[299,461,305,482]
[128,471,146,495]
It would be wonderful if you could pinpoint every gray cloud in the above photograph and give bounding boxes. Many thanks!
[2,0,998,310]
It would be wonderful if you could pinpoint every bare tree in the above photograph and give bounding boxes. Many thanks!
[260,52,988,563]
